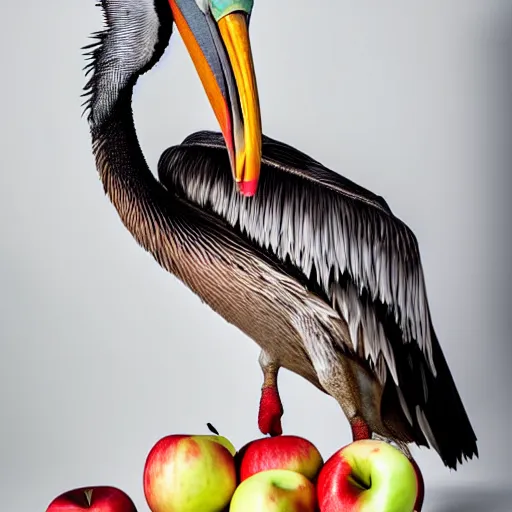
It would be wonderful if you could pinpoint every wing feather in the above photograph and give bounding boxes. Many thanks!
[159,130,435,380]
[157,130,479,468]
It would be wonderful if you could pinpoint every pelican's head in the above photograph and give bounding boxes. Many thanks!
[170,0,262,196]
[84,0,262,196]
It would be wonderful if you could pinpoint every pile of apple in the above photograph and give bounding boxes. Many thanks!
[46,427,422,512]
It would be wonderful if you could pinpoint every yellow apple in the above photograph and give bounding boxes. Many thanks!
[230,469,317,511]
[143,434,236,512]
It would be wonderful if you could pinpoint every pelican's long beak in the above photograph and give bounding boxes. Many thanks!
[168,2,262,197]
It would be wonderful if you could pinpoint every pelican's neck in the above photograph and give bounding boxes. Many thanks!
[90,89,179,272]
[92,89,156,190]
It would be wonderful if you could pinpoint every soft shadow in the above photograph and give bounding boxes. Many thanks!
[487,0,512,364]
[428,487,512,512]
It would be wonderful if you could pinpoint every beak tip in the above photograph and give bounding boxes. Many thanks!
[238,179,258,197]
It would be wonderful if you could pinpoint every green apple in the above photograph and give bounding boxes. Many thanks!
[200,434,236,456]
[229,469,317,511]
[317,439,418,512]
[143,434,237,512]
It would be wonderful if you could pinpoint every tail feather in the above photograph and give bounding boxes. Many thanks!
[380,312,478,469]
[416,327,478,468]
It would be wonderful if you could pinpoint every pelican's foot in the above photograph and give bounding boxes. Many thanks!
[350,416,371,441]
[258,385,283,437]
[371,433,410,455]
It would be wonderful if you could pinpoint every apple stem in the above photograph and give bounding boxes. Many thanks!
[84,488,93,507]
[207,422,220,435]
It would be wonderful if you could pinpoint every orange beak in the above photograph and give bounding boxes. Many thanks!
[168,2,262,197]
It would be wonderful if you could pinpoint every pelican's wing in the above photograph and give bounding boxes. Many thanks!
[158,130,477,468]
[159,130,432,373]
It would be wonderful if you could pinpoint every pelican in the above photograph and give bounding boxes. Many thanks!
[83,0,478,477]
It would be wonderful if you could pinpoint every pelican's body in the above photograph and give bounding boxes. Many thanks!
[84,0,477,488]
[157,130,477,468]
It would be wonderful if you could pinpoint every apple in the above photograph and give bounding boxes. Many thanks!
[143,434,237,512]
[229,469,317,511]
[410,457,425,511]
[317,439,419,512]
[236,435,323,482]
[197,434,237,456]
[46,486,136,511]
[204,423,237,456]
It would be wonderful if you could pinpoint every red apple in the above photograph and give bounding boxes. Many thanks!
[46,486,136,511]
[317,439,419,512]
[236,435,323,482]
[143,434,237,512]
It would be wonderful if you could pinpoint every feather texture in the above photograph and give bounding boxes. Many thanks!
[157,130,478,468]
[82,0,172,129]
[159,130,435,382]
[83,0,476,469]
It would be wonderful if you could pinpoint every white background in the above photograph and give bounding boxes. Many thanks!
[1,1,511,510]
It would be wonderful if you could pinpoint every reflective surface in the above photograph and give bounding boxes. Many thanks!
[426,487,512,512]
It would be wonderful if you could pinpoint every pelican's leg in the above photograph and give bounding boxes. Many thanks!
[350,416,372,440]
[303,347,377,442]
[257,350,283,437]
